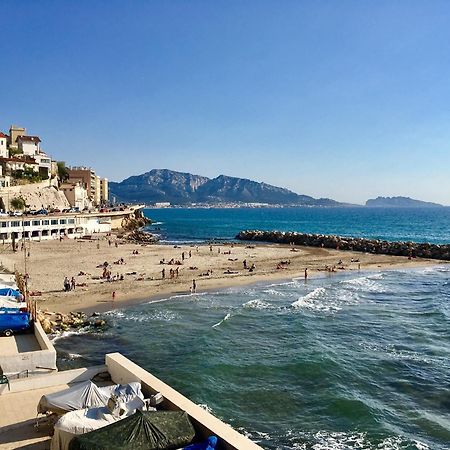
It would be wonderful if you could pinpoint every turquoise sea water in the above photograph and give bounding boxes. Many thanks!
[143,207,450,245]
[54,208,450,449]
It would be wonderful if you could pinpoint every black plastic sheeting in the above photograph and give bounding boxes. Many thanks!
[69,410,196,450]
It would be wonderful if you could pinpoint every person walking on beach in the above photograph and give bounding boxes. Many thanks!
[71,277,76,290]
[182,252,185,261]
[112,291,116,301]
[64,276,71,292]
[243,259,247,269]
[192,279,196,293]
[304,268,308,280]
[161,268,165,279]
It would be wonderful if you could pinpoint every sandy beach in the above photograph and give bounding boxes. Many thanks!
[0,235,443,315]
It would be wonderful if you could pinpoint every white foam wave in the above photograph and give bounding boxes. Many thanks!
[291,287,327,309]
[261,288,287,296]
[284,430,429,450]
[198,403,213,414]
[212,313,231,328]
[341,276,386,293]
[242,299,273,310]
[105,308,179,322]
[50,328,91,343]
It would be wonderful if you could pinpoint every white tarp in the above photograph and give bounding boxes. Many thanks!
[38,381,111,415]
[0,297,27,309]
[50,407,118,450]
[49,382,146,450]
[38,381,144,415]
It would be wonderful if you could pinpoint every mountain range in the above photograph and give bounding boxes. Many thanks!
[109,169,343,206]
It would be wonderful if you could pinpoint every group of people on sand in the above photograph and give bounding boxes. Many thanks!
[100,261,124,282]
[242,259,256,272]
[63,276,76,291]
[161,267,180,279]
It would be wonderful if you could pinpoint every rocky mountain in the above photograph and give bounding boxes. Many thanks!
[109,169,342,206]
[366,196,443,208]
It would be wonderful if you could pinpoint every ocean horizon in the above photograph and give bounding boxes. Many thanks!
[142,206,450,245]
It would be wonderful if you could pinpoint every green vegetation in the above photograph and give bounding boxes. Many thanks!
[57,161,69,182]
[11,167,45,183]
[10,197,26,210]
[8,148,21,157]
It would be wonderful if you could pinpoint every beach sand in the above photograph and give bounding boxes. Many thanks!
[0,235,442,315]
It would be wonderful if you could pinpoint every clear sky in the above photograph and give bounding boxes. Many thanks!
[1,1,449,205]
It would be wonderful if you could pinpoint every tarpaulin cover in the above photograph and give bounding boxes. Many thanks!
[68,410,196,450]
[38,381,111,414]
[0,288,22,298]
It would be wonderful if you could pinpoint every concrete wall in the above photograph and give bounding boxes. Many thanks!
[0,364,107,395]
[0,322,57,376]
[106,353,262,450]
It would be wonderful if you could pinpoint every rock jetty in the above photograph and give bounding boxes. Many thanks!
[38,310,107,335]
[236,230,450,261]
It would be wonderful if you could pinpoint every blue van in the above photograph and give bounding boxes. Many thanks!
[0,308,31,336]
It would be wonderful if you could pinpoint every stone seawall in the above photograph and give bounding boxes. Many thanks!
[236,230,450,261]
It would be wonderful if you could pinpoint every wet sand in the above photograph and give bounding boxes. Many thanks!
[0,235,442,315]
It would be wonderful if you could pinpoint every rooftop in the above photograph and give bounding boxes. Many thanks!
[17,136,41,143]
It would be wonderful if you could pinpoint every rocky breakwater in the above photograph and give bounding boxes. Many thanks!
[236,230,450,261]
[38,310,107,335]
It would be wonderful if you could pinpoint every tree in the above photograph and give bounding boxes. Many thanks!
[57,161,69,182]
[10,197,26,211]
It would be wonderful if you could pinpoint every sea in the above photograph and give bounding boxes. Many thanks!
[54,207,450,450]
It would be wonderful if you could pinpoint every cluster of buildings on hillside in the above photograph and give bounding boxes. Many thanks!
[0,125,108,211]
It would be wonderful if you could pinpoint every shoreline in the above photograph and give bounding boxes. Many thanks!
[80,261,447,316]
[0,236,446,317]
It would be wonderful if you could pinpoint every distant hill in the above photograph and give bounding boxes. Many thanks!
[366,196,443,208]
[109,169,343,206]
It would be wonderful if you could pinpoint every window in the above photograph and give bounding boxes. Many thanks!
[51,219,58,225]
[23,221,31,226]
[42,220,49,225]
[68,218,75,224]
[60,219,66,224]
[1,222,8,228]
[11,221,20,227]
[32,220,40,226]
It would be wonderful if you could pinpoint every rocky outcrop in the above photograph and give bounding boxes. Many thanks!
[37,310,107,334]
[236,230,450,260]
[123,229,158,244]
[121,209,151,230]
[0,181,70,211]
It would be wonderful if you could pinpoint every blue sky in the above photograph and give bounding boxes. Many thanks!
[1,1,450,205]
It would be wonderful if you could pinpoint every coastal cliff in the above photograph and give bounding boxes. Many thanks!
[236,230,450,260]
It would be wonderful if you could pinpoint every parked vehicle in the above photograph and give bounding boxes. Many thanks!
[0,308,31,336]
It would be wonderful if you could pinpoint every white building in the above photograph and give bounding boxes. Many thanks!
[17,135,41,156]
[33,152,52,179]
[0,132,8,158]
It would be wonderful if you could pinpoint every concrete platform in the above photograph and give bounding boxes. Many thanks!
[0,383,69,449]
[0,335,41,355]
